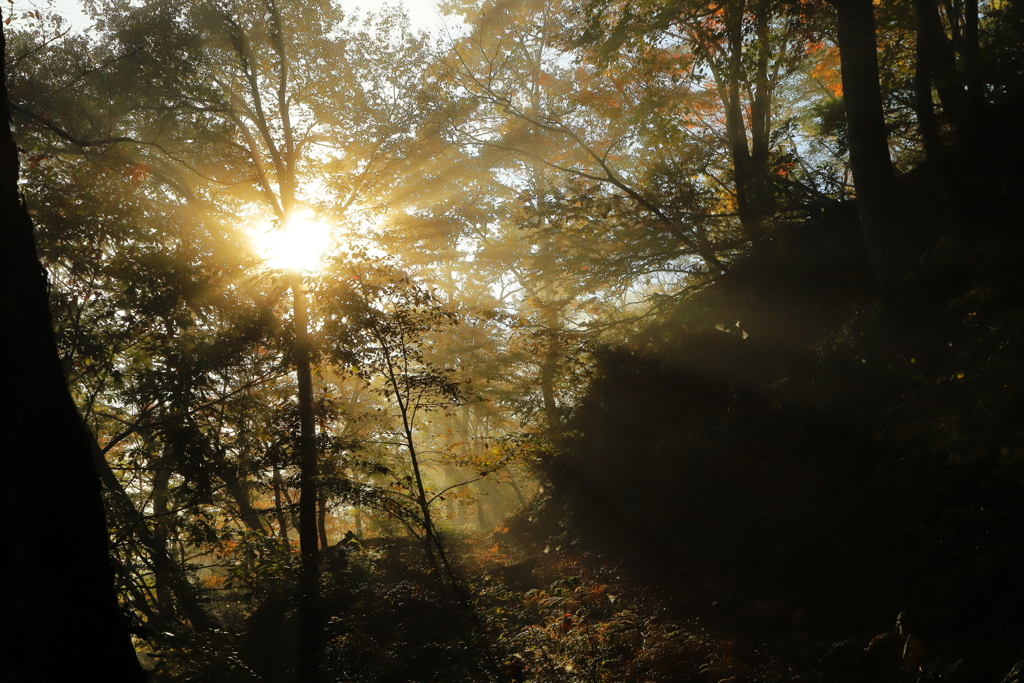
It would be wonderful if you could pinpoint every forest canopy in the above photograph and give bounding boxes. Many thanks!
[3,0,1024,681]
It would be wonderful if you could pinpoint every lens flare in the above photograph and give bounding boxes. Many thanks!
[250,211,332,272]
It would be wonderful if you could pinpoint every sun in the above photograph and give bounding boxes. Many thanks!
[250,211,333,272]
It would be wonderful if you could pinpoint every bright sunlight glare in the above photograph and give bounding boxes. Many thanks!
[249,211,333,272]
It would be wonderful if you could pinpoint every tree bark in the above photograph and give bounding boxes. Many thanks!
[1,17,144,682]
[317,487,329,549]
[289,271,321,683]
[291,272,319,565]
[696,0,775,239]
[224,474,269,535]
[152,454,175,615]
[830,0,902,302]
[919,0,971,131]
[723,0,758,233]
[272,460,290,541]
[915,0,946,163]
[962,0,984,109]
[476,489,488,530]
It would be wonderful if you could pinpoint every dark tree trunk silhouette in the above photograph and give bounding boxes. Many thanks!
[918,0,971,130]
[1,17,144,682]
[317,487,329,549]
[152,453,175,614]
[291,272,319,565]
[830,0,902,302]
[915,0,946,164]
[691,0,776,238]
[272,459,290,540]
[961,0,985,111]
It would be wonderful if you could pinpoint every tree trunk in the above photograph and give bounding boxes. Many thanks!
[2,18,145,682]
[272,461,290,541]
[698,0,775,239]
[152,456,175,615]
[919,0,971,131]
[225,474,269,535]
[831,0,902,302]
[505,472,529,508]
[476,490,488,531]
[290,272,319,565]
[748,0,776,226]
[317,487,329,549]
[723,0,758,234]
[539,308,561,430]
[962,0,984,110]
[915,0,946,163]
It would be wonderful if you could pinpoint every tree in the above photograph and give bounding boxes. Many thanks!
[319,261,471,568]
[439,0,732,276]
[1,11,144,682]
[828,0,902,299]
[84,0,435,567]
[572,0,821,237]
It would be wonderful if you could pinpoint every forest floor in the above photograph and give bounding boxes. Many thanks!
[448,488,1020,683]
[472,534,927,683]
[234,526,873,683]
[305,522,967,683]
[453,530,813,683]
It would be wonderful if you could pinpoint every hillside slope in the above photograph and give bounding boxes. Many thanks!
[539,151,1024,681]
